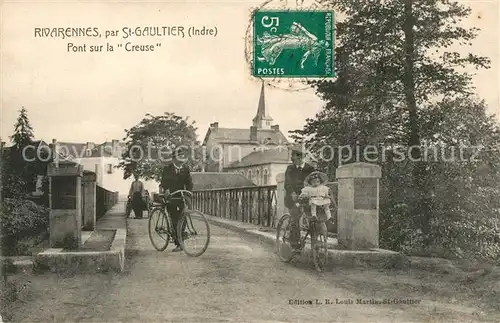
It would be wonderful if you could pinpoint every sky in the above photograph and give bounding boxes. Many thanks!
[1,0,498,145]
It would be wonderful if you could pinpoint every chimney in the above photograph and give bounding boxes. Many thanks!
[271,125,279,132]
[51,138,58,153]
[250,126,258,141]
[210,122,219,129]
[112,139,119,157]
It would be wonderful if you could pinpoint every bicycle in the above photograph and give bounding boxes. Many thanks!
[275,205,329,272]
[148,190,210,257]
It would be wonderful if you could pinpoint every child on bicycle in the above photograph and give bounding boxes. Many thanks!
[298,171,332,222]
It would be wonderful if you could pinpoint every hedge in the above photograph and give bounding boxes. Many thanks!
[0,198,49,256]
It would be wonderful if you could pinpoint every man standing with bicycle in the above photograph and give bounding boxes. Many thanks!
[284,146,315,251]
[128,174,146,219]
[160,147,193,252]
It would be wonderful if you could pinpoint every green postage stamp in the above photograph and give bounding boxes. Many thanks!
[252,10,334,78]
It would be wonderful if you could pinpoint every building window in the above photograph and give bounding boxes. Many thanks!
[263,169,269,185]
[256,170,260,185]
[106,164,113,174]
[248,170,252,180]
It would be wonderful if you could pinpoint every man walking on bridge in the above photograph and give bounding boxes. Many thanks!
[284,146,315,251]
[160,148,193,252]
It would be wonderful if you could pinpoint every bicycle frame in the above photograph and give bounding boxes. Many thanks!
[297,217,322,251]
[151,190,197,237]
[276,205,328,271]
[290,205,325,251]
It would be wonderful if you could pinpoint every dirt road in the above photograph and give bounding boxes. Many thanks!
[5,219,499,322]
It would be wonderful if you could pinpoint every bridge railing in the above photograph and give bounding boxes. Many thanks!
[192,185,277,227]
[96,185,119,221]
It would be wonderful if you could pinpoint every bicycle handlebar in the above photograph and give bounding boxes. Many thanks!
[160,190,193,203]
[165,189,192,197]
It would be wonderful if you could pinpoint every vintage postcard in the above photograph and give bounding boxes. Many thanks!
[1,0,500,322]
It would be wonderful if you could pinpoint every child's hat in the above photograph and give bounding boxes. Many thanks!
[304,171,329,185]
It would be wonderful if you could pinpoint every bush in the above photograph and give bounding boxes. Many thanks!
[0,198,49,255]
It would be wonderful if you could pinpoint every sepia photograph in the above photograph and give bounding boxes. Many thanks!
[0,0,499,322]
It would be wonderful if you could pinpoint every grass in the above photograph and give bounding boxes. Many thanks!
[80,230,116,252]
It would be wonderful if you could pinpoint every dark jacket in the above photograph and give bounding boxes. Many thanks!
[160,163,193,193]
[284,163,315,209]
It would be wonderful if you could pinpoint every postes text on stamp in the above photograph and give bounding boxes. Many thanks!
[252,10,334,78]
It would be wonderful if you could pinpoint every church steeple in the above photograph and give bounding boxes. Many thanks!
[252,81,273,129]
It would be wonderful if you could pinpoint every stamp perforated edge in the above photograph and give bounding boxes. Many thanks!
[251,9,335,78]
[244,1,337,90]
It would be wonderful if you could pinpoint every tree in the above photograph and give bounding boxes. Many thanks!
[292,1,500,259]
[117,112,202,181]
[10,107,34,149]
[3,107,36,197]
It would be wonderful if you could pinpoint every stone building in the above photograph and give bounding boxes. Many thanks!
[224,148,290,186]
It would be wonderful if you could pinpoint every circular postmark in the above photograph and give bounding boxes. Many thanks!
[244,0,334,92]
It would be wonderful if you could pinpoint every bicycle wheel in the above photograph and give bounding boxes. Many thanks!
[178,210,210,257]
[312,222,328,272]
[148,208,170,251]
[276,214,295,263]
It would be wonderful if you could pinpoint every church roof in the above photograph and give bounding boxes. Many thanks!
[253,82,272,122]
[224,147,290,169]
[205,127,288,145]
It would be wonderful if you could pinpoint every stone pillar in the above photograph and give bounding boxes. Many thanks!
[275,173,287,226]
[48,162,84,248]
[336,162,381,250]
[0,141,4,205]
[82,171,97,230]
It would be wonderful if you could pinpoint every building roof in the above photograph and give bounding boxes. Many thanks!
[203,128,288,145]
[1,140,117,162]
[191,172,255,190]
[2,139,47,150]
[56,141,115,159]
[96,141,127,152]
[2,140,54,159]
[225,148,290,169]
